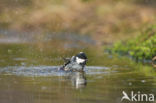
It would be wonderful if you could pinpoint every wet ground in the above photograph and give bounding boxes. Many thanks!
[0,32,155,103]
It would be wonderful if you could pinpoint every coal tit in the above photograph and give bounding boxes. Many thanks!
[59,52,87,71]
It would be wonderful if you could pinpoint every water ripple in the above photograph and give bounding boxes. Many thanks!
[0,66,111,76]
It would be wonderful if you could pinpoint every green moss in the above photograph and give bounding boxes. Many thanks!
[110,25,156,61]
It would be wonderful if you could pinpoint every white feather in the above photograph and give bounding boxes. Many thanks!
[76,57,85,64]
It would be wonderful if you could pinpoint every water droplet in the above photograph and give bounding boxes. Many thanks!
[129,82,132,86]
[41,86,47,90]
[8,49,12,53]
[141,80,146,83]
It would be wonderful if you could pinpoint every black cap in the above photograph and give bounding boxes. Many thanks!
[76,52,87,60]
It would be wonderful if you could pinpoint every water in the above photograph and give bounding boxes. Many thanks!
[0,35,156,103]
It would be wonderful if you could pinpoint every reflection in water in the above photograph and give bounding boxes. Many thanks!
[0,42,155,103]
[0,66,156,103]
[70,71,87,89]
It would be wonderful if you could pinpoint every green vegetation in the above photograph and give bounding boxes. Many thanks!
[110,25,156,61]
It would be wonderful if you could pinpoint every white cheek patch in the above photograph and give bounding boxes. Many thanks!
[76,57,85,64]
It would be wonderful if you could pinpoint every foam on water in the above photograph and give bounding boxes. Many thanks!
[0,66,111,76]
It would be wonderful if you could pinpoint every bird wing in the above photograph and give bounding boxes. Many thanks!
[60,56,75,71]
[63,57,71,63]
[62,56,74,67]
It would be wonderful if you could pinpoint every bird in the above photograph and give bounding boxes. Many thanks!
[59,52,87,72]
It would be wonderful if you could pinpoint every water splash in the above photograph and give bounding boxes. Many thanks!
[0,66,111,76]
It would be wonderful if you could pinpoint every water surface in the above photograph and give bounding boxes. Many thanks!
[0,37,155,103]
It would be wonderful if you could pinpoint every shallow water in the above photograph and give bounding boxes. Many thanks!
[0,41,156,103]
[0,66,110,76]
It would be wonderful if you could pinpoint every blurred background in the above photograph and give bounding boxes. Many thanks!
[0,0,156,44]
[0,0,156,103]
